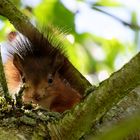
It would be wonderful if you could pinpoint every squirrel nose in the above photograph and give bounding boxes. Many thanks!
[33,93,41,101]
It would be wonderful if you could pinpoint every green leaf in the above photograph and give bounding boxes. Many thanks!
[93,0,122,7]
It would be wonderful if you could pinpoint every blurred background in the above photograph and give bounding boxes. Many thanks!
[0,0,140,85]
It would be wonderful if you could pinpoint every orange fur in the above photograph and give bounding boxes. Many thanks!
[4,59,21,96]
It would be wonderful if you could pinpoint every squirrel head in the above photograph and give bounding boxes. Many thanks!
[11,33,81,112]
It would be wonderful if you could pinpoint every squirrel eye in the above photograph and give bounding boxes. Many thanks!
[48,78,53,84]
[48,74,53,84]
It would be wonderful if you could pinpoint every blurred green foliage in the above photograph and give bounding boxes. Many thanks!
[0,0,138,81]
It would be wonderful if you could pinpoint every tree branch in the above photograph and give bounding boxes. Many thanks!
[48,52,140,139]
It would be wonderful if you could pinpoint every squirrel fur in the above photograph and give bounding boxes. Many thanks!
[3,29,82,113]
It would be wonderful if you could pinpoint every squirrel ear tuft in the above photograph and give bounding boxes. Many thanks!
[13,54,24,75]
[52,53,64,74]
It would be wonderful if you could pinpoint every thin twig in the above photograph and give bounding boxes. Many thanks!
[0,51,9,99]
[92,6,140,30]
[15,83,26,108]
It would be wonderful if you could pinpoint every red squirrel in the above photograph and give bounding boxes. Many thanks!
[3,30,82,113]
